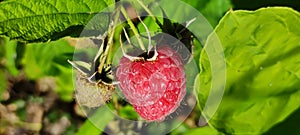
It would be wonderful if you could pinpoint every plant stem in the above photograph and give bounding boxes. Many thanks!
[136,0,156,22]
[107,25,122,65]
[98,7,121,74]
[120,6,146,51]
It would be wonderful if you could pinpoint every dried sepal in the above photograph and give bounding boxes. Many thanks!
[75,71,115,108]
[154,8,195,64]
[70,34,116,108]
[120,16,158,62]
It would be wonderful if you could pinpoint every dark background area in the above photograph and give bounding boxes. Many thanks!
[232,0,300,11]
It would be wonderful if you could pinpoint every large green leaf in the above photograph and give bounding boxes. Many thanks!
[197,7,300,134]
[0,0,113,42]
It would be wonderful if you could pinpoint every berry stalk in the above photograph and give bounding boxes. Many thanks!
[135,0,156,21]
[120,6,146,51]
[98,6,121,74]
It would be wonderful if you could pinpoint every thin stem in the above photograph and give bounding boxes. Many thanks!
[122,27,132,45]
[119,34,143,62]
[137,16,152,54]
[137,16,158,61]
[93,36,106,63]
[120,6,146,51]
[136,0,156,21]
[98,7,121,74]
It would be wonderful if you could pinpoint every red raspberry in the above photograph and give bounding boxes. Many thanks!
[116,45,186,121]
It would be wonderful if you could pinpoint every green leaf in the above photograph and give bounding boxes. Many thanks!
[76,107,114,135]
[170,122,190,135]
[0,36,20,76]
[197,7,300,134]
[0,0,113,42]
[23,39,74,78]
[76,120,102,135]
[5,40,20,76]
[264,107,300,135]
[118,105,139,120]
[180,0,231,27]
[185,126,223,135]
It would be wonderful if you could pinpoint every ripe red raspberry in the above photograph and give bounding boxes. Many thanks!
[116,45,186,121]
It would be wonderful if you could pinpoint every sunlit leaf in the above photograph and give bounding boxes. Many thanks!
[196,7,300,134]
[0,0,113,42]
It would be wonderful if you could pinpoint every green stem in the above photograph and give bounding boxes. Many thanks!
[107,25,122,65]
[136,0,156,22]
[120,6,146,51]
[98,7,121,73]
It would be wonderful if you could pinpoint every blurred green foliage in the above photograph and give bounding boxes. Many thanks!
[23,39,75,101]
[0,37,7,101]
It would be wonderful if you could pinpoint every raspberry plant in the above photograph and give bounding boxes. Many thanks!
[1,0,300,135]
[68,2,195,122]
